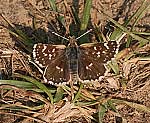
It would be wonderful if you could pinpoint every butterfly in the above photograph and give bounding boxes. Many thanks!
[33,36,119,85]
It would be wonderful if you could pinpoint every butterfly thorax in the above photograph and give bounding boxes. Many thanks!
[66,36,79,82]
[68,36,78,47]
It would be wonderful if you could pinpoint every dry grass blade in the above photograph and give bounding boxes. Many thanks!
[13,73,54,104]
[0,85,52,123]
[112,99,150,113]
[0,14,33,52]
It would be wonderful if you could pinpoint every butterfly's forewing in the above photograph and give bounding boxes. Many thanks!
[33,43,66,67]
[79,41,118,63]
[78,41,119,81]
[33,43,70,85]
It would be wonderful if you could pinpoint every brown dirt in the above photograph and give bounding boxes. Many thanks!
[0,0,150,123]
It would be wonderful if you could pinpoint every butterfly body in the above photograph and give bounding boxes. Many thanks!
[66,37,79,83]
[33,37,119,85]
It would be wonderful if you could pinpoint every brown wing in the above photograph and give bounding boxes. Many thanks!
[79,41,118,63]
[43,54,70,85]
[33,43,66,68]
[33,43,70,85]
[78,51,106,81]
[78,41,118,81]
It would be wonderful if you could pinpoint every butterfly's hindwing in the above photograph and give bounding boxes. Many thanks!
[43,54,70,85]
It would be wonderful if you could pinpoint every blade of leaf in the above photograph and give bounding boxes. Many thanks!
[0,80,56,93]
[48,0,57,11]
[108,17,150,46]
[54,86,64,103]
[13,73,54,104]
[111,99,150,113]
[131,0,150,30]
[109,0,150,41]
[73,83,84,103]
[98,104,107,123]
[0,80,35,88]
[80,0,92,30]
[107,99,117,112]
[1,14,33,52]
[107,60,119,75]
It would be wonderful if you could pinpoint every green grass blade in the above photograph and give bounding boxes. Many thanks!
[126,0,150,47]
[131,0,150,30]
[73,83,84,103]
[48,0,57,11]
[98,104,107,123]
[110,0,150,41]
[71,6,81,25]
[131,31,150,35]
[107,60,120,75]
[1,14,33,52]
[109,28,123,41]
[108,17,150,46]
[8,29,33,52]
[126,34,132,47]
[54,86,64,103]
[93,24,107,43]
[107,100,117,112]
[47,0,66,29]
[13,73,54,104]
[0,80,35,88]
[80,0,92,30]
[0,80,56,93]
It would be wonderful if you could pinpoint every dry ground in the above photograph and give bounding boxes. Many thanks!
[0,0,150,123]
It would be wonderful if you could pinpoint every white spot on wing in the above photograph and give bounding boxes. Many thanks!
[104,43,109,49]
[102,51,106,54]
[56,66,60,69]
[49,54,52,59]
[42,45,47,52]
[96,52,100,55]
[44,53,48,56]
[52,48,55,52]
[33,44,37,49]
[94,47,97,50]
[33,44,37,58]
[99,76,104,81]
[97,55,100,58]
[48,81,54,85]
[89,63,93,67]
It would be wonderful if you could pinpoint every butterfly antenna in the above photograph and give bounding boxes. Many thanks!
[49,29,69,41]
[76,29,92,40]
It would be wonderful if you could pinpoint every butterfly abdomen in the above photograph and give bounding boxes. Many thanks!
[66,46,79,82]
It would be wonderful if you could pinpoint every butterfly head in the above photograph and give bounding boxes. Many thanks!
[68,36,78,47]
